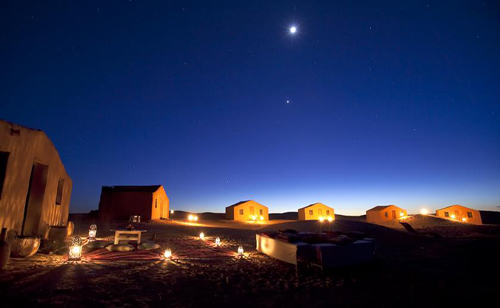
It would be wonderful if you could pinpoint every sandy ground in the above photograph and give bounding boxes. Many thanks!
[1,215,499,307]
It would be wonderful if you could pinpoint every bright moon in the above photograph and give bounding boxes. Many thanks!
[290,26,297,34]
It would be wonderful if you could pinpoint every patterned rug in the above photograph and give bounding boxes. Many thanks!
[82,248,163,262]
[64,237,236,262]
[165,238,236,259]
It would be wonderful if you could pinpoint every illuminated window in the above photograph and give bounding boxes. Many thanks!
[259,209,263,215]
[445,212,449,217]
[384,212,388,217]
[239,209,244,215]
[155,199,157,208]
[0,151,8,199]
[467,212,473,218]
[55,178,64,205]
[309,210,313,215]
[326,210,330,216]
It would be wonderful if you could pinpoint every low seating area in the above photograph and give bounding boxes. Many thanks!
[256,230,375,269]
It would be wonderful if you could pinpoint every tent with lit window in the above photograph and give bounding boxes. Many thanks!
[225,200,269,222]
[366,205,407,223]
[298,203,335,221]
[435,205,482,225]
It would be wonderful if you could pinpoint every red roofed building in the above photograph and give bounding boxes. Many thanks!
[98,185,169,221]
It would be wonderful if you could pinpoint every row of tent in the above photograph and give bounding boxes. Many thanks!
[225,200,483,225]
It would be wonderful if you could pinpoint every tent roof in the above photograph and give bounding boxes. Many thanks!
[366,205,396,212]
[1,119,42,132]
[226,200,252,208]
[102,185,162,193]
[298,203,328,210]
[437,204,474,211]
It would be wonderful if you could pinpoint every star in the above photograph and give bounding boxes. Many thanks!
[290,26,297,34]
[286,100,290,104]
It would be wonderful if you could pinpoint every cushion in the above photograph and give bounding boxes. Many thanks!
[106,244,135,252]
[86,240,111,249]
[137,242,160,250]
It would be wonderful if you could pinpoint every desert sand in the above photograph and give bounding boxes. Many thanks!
[1,213,499,307]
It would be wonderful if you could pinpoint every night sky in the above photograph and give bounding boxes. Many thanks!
[1,1,499,215]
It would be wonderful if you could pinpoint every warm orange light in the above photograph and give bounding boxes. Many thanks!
[199,232,205,240]
[68,236,83,261]
[164,248,172,259]
[194,215,198,222]
[71,246,81,256]
[237,246,244,256]
[420,208,428,215]
[318,216,325,223]
[462,218,467,222]
[451,214,456,219]
[188,214,194,221]
[327,216,333,222]
[400,212,404,217]
[215,237,221,246]
[259,215,264,221]
[250,215,257,221]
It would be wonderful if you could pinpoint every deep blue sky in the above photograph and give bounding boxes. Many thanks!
[1,1,499,215]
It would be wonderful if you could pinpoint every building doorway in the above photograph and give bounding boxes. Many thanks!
[21,162,48,236]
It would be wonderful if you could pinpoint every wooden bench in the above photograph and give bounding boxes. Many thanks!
[112,230,147,245]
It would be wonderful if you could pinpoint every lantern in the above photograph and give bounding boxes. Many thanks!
[164,248,172,259]
[318,216,325,223]
[88,224,97,241]
[69,236,83,261]
[327,216,333,222]
[215,237,221,247]
[199,232,205,240]
[420,208,428,215]
[238,245,244,257]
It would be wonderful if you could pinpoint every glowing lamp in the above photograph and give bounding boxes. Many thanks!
[251,215,257,221]
[170,210,174,214]
[400,212,404,217]
[194,215,199,222]
[260,216,264,221]
[462,218,467,222]
[451,214,456,219]
[188,214,194,221]
[68,236,83,261]
[327,216,333,222]
[238,245,244,257]
[215,237,221,247]
[420,208,428,215]
[199,232,205,240]
[318,216,325,223]
[88,224,97,241]
[164,248,172,259]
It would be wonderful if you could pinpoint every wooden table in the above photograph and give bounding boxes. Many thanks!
[111,229,147,245]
